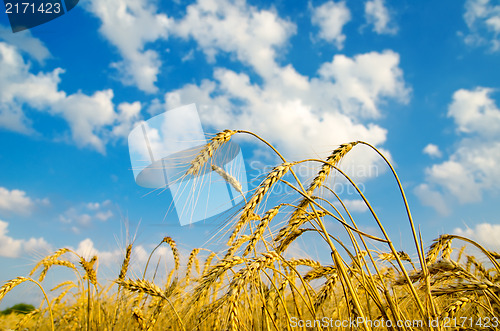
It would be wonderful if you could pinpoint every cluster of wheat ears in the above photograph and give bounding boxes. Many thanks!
[1,129,499,331]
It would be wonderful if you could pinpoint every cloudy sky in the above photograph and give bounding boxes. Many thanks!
[0,0,499,307]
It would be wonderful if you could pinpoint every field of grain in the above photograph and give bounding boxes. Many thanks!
[1,130,499,331]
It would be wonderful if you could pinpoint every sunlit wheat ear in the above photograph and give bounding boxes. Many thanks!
[225,252,280,330]
[16,308,39,330]
[314,273,338,312]
[212,165,245,200]
[80,256,98,286]
[52,283,76,306]
[307,141,359,194]
[190,256,246,304]
[304,266,337,281]
[186,129,237,176]
[38,259,78,282]
[30,248,71,276]
[467,256,493,281]
[228,162,295,245]
[426,234,453,264]
[185,248,201,285]
[163,236,180,271]
[243,204,284,257]
[432,279,499,296]
[225,235,251,259]
[440,296,471,319]
[394,259,459,285]
[288,258,322,269]
[116,279,167,299]
[132,307,146,330]
[118,243,133,282]
[378,251,412,263]
[275,210,327,250]
[276,142,358,243]
[0,277,30,301]
[276,228,308,253]
[202,252,217,276]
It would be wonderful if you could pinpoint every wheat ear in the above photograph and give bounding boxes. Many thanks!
[186,130,237,176]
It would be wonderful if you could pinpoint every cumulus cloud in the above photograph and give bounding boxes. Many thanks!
[0,187,34,216]
[418,87,500,211]
[364,0,397,35]
[173,0,296,78]
[0,187,49,216]
[413,184,450,216]
[160,49,408,176]
[0,42,142,153]
[453,223,500,251]
[316,50,409,118]
[462,0,500,51]
[0,220,51,258]
[448,87,500,137]
[0,25,51,63]
[83,0,296,90]
[337,199,369,213]
[311,1,351,49]
[59,200,115,233]
[423,144,442,158]
[84,0,172,92]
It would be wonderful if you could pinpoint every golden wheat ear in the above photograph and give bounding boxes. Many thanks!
[186,130,237,176]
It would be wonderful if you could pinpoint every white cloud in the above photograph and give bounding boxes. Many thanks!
[337,199,369,213]
[316,50,409,118]
[453,223,500,251]
[0,187,34,216]
[173,0,296,78]
[75,238,123,266]
[462,0,500,51]
[418,87,500,210]
[311,1,351,49]
[111,102,142,138]
[0,25,51,63]
[423,143,442,158]
[448,87,500,137]
[162,49,409,179]
[0,220,51,258]
[0,42,142,153]
[84,0,172,92]
[59,200,115,232]
[414,184,450,216]
[364,0,397,35]
[0,187,49,217]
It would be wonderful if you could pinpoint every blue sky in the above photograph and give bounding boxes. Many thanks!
[1,0,500,307]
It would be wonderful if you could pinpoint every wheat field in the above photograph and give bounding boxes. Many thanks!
[1,130,499,331]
